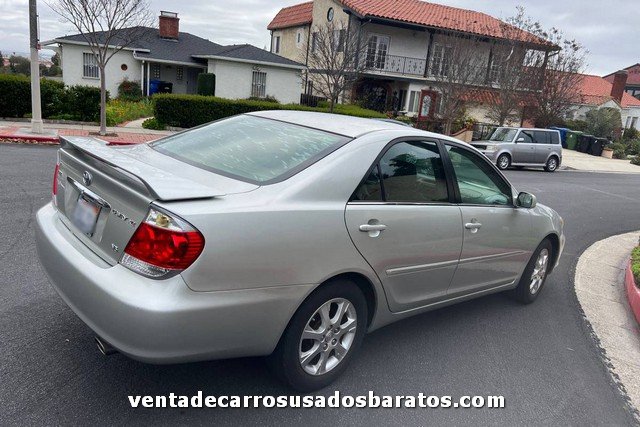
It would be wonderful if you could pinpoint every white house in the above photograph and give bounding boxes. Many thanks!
[44,11,305,103]
[568,71,640,131]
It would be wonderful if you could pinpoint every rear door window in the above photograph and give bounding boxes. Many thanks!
[550,132,561,145]
[533,131,551,144]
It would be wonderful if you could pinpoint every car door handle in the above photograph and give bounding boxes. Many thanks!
[465,222,482,231]
[359,224,387,232]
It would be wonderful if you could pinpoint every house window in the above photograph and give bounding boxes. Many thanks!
[488,57,500,83]
[632,117,639,129]
[430,44,452,77]
[397,89,407,111]
[251,71,267,98]
[176,66,184,81]
[366,35,390,69]
[274,36,281,54]
[407,90,420,113]
[333,29,346,53]
[82,52,99,79]
[296,31,302,47]
[311,32,318,52]
[151,63,161,79]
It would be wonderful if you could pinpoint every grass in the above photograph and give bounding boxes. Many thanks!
[632,247,640,284]
[106,98,153,126]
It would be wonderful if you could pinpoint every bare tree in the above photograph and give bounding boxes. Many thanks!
[303,21,367,113]
[428,34,486,135]
[495,7,586,128]
[47,0,153,135]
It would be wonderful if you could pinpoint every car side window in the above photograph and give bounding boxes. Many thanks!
[550,132,560,145]
[533,131,551,144]
[446,145,512,206]
[351,141,449,203]
[518,131,534,144]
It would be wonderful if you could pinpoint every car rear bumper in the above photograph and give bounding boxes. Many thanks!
[35,203,314,364]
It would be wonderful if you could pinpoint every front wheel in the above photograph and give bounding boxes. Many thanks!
[497,153,511,170]
[512,239,553,304]
[268,280,367,391]
[544,156,559,172]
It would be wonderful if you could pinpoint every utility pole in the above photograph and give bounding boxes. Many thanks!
[29,0,43,134]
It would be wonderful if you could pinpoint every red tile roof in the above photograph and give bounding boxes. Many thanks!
[268,1,314,30]
[576,73,640,108]
[604,64,640,86]
[269,0,552,46]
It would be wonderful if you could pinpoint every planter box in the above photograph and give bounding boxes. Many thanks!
[601,149,613,159]
[625,260,640,325]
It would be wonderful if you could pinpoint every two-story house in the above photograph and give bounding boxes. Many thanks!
[268,0,555,125]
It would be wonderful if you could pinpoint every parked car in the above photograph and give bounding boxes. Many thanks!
[36,111,565,391]
[471,127,563,172]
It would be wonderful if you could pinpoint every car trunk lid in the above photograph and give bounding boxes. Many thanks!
[54,136,257,265]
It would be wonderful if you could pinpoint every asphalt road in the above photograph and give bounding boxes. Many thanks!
[1,143,640,425]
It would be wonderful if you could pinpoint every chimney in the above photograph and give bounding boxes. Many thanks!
[159,11,179,39]
[611,70,628,103]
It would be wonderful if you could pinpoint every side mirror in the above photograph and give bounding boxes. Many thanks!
[516,137,525,143]
[517,192,537,209]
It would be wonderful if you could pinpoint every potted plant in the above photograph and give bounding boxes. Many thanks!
[602,146,614,159]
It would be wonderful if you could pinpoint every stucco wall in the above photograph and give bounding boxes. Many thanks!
[207,59,302,104]
[272,25,309,64]
[59,44,141,96]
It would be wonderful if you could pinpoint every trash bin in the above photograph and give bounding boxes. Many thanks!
[149,79,161,96]
[589,137,609,157]
[550,127,569,148]
[566,131,581,150]
[577,134,595,153]
[159,82,173,94]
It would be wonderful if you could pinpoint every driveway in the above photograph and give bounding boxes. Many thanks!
[562,148,640,174]
[0,143,638,425]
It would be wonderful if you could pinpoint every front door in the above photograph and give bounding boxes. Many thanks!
[443,144,533,296]
[345,140,463,312]
[513,130,536,163]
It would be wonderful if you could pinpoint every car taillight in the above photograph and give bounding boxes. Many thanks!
[121,208,205,278]
[52,163,60,205]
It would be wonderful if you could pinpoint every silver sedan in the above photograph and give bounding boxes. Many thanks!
[35,111,564,391]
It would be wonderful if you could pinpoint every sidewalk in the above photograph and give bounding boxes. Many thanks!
[562,149,640,174]
[575,231,640,419]
[0,120,174,145]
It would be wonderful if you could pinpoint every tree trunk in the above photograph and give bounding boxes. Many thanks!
[329,97,335,113]
[99,66,107,136]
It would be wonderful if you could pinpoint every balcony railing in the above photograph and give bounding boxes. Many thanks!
[364,53,426,77]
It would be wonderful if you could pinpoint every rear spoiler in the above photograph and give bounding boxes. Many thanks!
[60,136,227,201]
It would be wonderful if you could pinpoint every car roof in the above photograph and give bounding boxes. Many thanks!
[496,127,559,132]
[247,110,412,138]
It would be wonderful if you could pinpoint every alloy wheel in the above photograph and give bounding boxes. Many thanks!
[530,248,549,294]
[498,155,510,169]
[298,298,357,376]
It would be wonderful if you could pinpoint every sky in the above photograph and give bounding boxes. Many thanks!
[0,0,636,76]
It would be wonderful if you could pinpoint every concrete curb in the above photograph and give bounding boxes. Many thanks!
[625,261,640,325]
[575,231,640,421]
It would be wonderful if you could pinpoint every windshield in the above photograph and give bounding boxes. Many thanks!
[152,115,351,184]
[489,128,518,143]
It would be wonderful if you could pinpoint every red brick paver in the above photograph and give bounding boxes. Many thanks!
[0,126,164,145]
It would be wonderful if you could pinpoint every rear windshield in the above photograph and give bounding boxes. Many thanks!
[151,115,350,184]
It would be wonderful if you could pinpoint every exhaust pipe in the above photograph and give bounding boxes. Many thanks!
[95,336,117,356]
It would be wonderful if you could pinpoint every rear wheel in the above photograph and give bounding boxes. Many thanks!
[512,239,553,304]
[268,280,367,391]
[497,153,511,170]
[544,156,559,172]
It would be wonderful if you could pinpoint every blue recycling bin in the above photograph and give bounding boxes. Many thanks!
[149,79,161,96]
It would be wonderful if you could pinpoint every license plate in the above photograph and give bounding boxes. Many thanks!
[71,195,101,235]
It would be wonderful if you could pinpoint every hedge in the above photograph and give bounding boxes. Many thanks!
[153,94,386,128]
[0,74,104,121]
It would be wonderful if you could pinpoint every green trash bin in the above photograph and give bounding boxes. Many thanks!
[566,131,581,150]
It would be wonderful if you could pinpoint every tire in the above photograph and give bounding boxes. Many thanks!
[544,156,559,172]
[512,239,553,304]
[267,279,367,391]
[496,153,511,170]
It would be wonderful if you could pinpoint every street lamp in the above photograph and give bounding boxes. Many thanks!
[29,0,43,134]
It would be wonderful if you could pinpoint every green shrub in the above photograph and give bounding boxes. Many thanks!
[623,127,640,141]
[632,247,640,282]
[64,85,106,122]
[0,74,30,117]
[247,95,280,103]
[41,79,66,118]
[117,80,142,101]
[142,117,165,130]
[393,115,415,126]
[197,73,216,96]
[565,119,589,133]
[631,156,640,167]
[106,98,153,126]
[153,94,385,128]
[625,139,640,156]
[609,142,627,159]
